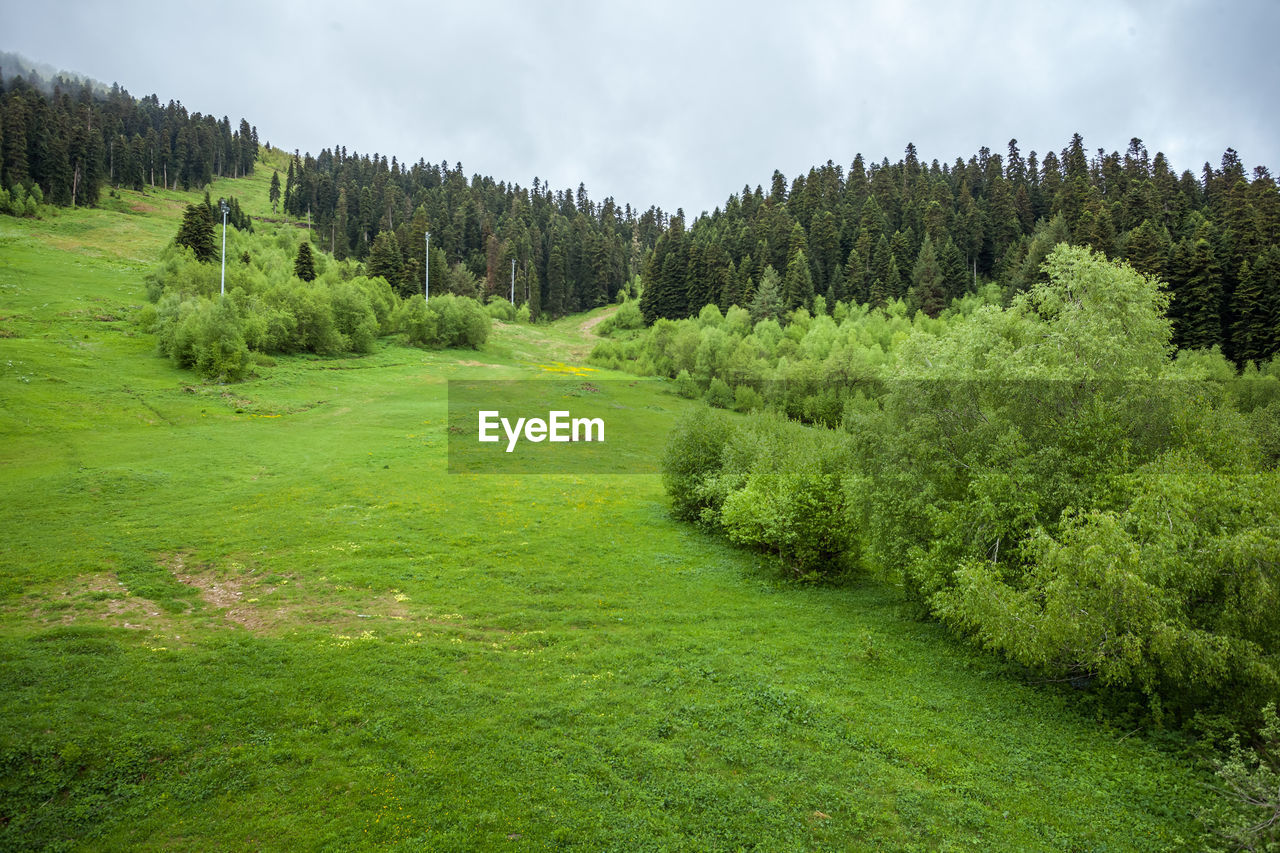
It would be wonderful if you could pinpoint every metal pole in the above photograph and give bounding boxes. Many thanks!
[425,231,430,301]
[219,198,229,296]
[510,257,515,305]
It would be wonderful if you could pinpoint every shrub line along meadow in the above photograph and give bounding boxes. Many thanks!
[0,166,1259,850]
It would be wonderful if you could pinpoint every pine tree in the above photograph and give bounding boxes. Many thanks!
[869,234,892,303]
[784,248,815,311]
[1170,230,1223,350]
[909,235,947,317]
[367,231,403,290]
[886,255,905,301]
[1231,247,1280,364]
[333,187,350,260]
[719,259,739,311]
[827,264,846,306]
[175,202,216,262]
[889,230,913,297]
[939,238,967,301]
[1124,218,1170,280]
[269,171,281,213]
[294,240,317,282]
[750,265,784,322]
[808,210,841,294]
[284,157,296,214]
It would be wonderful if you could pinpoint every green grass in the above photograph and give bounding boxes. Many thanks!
[0,174,1221,851]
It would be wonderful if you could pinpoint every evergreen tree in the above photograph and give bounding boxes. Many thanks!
[889,230,913,296]
[269,171,281,213]
[939,238,968,301]
[908,235,947,317]
[1124,218,1171,280]
[826,264,846,307]
[294,240,317,282]
[333,187,350,260]
[1170,229,1224,350]
[284,157,296,213]
[869,234,892,302]
[367,230,403,290]
[886,255,905,301]
[1231,246,1280,364]
[750,265,783,322]
[808,210,841,293]
[784,247,815,311]
[175,202,216,262]
[719,259,739,311]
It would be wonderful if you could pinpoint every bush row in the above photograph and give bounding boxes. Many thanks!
[144,232,491,379]
[662,245,1280,726]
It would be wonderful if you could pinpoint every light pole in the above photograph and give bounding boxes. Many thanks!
[510,257,515,306]
[424,231,431,301]
[218,198,229,296]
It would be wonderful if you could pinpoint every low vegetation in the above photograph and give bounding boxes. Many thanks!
[661,246,1280,732]
[0,161,1248,850]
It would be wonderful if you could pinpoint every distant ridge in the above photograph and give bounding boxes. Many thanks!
[0,49,107,94]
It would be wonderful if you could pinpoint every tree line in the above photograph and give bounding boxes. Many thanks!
[0,68,258,208]
[276,148,663,318]
[639,136,1280,366]
[0,61,659,321]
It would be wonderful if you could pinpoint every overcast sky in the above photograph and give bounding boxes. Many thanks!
[6,0,1278,217]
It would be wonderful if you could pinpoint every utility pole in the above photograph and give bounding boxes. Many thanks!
[425,231,431,301]
[219,198,229,296]
[510,257,515,305]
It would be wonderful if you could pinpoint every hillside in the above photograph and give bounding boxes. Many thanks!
[0,163,1225,850]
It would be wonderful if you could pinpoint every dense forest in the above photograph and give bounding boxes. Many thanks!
[639,138,1280,365]
[0,68,258,207]
[0,63,658,320]
[276,149,656,316]
[6,60,1276,354]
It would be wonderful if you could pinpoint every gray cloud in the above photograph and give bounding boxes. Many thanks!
[5,0,1278,217]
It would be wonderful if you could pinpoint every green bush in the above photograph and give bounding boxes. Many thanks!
[397,295,438,347]
[353,276,398,333]
[661,406,733,523]
[1206,703,1280,851]
[431,294,490,349]
[154,294,249,380]
[329,282,379,353]
[598,300,644,335]
[704,377,733,409]
[486,298,516,321]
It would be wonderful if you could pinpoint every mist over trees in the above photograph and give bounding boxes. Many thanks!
[0,67,258,208]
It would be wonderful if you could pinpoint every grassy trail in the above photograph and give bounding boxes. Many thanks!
[0,172,1218,851]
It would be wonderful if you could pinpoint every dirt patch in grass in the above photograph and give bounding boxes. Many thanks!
[163,552,272,633]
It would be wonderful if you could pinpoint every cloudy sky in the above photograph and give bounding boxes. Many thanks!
[6,0,1278,217]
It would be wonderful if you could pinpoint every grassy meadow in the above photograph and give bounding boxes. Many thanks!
[0,161,1224,850]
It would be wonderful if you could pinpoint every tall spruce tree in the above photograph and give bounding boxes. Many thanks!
[175,202,216,262]
[1231,246,1280,364]
[909,235,947,317]
[1170,229,1224,350]
[784,247,815,311]
[269,171,281,213]
[294,240,317,282]
[367,231,403,290]
[750,265,784,322]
